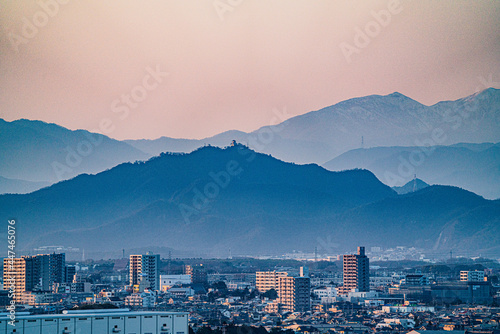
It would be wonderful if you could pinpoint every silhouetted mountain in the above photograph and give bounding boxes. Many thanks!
[0,145,497,258]
[392,178,429,194]
[126,88,500,164]
[0,176,50,194]
[323,142,500,199]
[0,119,150,184]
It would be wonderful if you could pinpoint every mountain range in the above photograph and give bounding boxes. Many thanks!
[1,145,498,258]
[125,88,500,164]
[323,142,500,199]
[1,88,499,198]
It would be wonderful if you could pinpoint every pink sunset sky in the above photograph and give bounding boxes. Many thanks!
[0,0,499,140]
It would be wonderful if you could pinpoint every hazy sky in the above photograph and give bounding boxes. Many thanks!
[1,0,499,140]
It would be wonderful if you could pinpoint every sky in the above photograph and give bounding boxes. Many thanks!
[0,0,499,140]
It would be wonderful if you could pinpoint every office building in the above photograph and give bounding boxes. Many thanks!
[256,271,288,292]
[129,253,160,291]
[340,246,369,295]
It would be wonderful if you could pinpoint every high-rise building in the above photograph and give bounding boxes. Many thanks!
[129,253,160,291]
[2,257,26,302]
[65,265,76,283]
[256,271,288,292]
[23,253,66,292]
[49,253,65,285]
[340,246,369,296]
[277,276,311,312]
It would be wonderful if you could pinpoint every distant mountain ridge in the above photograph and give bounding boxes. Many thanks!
[126,88,500,164]
[1,88,499,194]
[0,118,149,184]
[0,145,498,258]
[323,142,500,199]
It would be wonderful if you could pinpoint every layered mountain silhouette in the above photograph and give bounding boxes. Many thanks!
[323,142,500,199]
[126,88,500,164]
[1,145,498,258]
[0,118,149,185]
[1,88,499,195]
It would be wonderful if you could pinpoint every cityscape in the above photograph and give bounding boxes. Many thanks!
[1,1,500,333]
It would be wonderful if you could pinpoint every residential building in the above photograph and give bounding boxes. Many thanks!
[2,257,25,302]
[277,276,311,312]
[256,271,288,292]
[460,270,485,282]
[339,246,369,295]
[129,253,160,291]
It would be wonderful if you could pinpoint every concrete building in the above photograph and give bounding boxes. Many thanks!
[460,270,485,282]
[339,246,369,296]
[256,271,288,292]
[277,276,311,312]
[24,253,66,292]
[313,286,337,304]
[0,310,189,334]
[2,257,25,302]
[129,253,160,291]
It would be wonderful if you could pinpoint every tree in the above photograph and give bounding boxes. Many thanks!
[262,289,278,300]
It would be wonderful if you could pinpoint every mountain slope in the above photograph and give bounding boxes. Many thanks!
[0,119,150,184]
[0,145,498,257]
[0,176,50,194]
[323,143,500,199]
[125,88,500,164]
